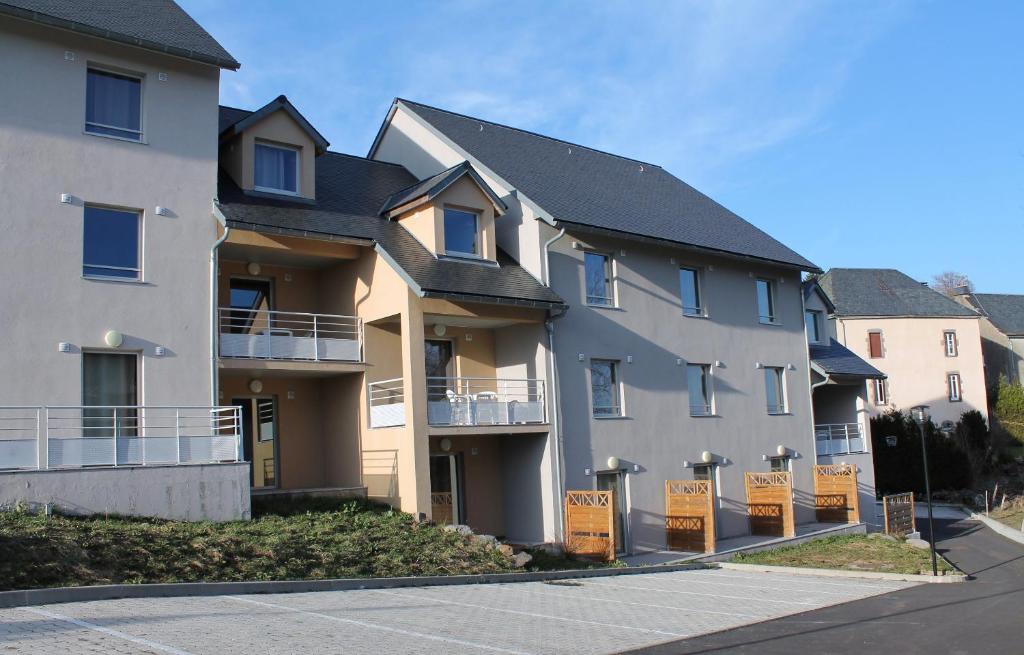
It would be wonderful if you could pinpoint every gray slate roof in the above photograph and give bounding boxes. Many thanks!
[817,268,978,318]
[0,0,239,69]
[217,107,563,308]
[382,99,817,271]
[810,339,884,379]
[379,161,507,216]
[971,293,1024,336]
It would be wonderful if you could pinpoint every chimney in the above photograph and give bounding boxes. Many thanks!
[952,285,971,297]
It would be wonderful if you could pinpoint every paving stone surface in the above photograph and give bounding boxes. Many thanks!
[0,569,916,654]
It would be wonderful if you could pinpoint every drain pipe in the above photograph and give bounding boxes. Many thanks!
[542,227,567,543]
[210,201,230,408]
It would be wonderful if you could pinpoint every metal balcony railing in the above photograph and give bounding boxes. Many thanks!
[426,377,546,427]
[0,406,242,470]
[219,307,363,362]
[815,422,866,456]
[368,378,405,428]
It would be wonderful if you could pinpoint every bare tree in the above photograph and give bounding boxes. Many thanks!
[931,271,974,296]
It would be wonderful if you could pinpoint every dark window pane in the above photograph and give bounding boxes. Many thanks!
[585,252,612,305]
[680,268,701,314]
[591,360,620,416]
[804,311,820,341]
[254,144,298,193]
[687,364,710,415]
[83,206,139,279]
[443,209,477,255]
[86,69,141,139]
[757,279,774,322]
[82,353,138,438]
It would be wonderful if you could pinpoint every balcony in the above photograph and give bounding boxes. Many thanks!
[0,406,241,470]
[426,377,546,428]
[368,378,406,429]
[219,308,363,363]
[815,423,866,456]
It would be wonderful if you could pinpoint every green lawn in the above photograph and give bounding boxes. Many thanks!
[732,534,956,575]
[0,501,517,591]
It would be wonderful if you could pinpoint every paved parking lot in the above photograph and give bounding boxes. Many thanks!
[0,569,917,655]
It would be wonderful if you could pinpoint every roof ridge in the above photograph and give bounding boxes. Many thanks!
[218,104,253,113]
[397,98,664,169]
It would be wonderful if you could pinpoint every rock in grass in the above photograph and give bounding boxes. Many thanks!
[513,552,533,568]
[443,524,474,536]
[473,534,499,549]
[497,544,514,557]
[906,538,930,549]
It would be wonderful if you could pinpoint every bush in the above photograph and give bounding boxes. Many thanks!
[994,377,1024,445]
[871,410,973,495]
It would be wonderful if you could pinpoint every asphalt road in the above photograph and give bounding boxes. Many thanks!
[631,514,1024,655]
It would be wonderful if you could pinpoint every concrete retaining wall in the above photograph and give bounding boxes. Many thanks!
[0,463,250,521]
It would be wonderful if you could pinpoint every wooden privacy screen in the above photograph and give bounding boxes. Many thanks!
[431,492,454,525]
[883,492,916,536]
[814,464,860,523]
[665,480,716,553]
[564,490,615,561]
[744,472,795,538]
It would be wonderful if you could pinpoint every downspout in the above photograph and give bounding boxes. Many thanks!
[542,227,567,544]
[210,201,230,407]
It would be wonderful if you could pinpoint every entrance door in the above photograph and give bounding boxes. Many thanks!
[430,453,461,525]
[693,464,720,539]
[596,471,627,554]
[228,278,273,333]
[82,352,138,441]
[234,397,278,488]
[424,339,454,400]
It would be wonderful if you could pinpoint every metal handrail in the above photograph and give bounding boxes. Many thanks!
[0,405,241,470]
[814,422,866,455]
[218,307,362,362]
[426,377,546,426]
[368,378,406,428]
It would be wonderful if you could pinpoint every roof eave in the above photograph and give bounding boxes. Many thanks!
[219,96,329,151]
[0,4,240,70]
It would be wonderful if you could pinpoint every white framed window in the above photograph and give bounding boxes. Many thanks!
[805,310,823,343]
[948,373,962,402]
[686,363,713,416]
[679,267,703,316]
[756,278,777,324]
[764,366,786,414]
[442,207,480,257]
[83,205,141,280]
[85,67,142,141]
[590,359,622,417]
[944,331,958,357]
[585,252,614,307]
[873,378,888,405]
[254,142,299,195]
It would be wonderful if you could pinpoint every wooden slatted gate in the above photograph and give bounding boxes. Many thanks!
[814,464,860,523]
[665,480,716,553]
[431,492,454,525]
[744,471,795,538]
[564,490,615,561]
[883,492,916,536]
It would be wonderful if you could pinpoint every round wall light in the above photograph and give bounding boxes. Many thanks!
[103,330,123,348]
[248,379,263,394]
[440,438,452,452]
[433,324,447,337]
[776,444,787,457]
[606,456,620,470]
[247,262,261,276]
[701,450,713,464]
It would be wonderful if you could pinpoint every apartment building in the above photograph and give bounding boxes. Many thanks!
[0,1,247,519]
[953,291,1024,389]
[817,268,987,427]
[370,100,826,552]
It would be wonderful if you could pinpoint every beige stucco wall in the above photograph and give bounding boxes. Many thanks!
[394,175,498,260]
[836,316,987,425]
[0,17,220,408]
[220,109,316,199]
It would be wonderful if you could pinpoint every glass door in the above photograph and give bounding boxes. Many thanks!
[430,453,461,525]
[234,397,278,488]
[82,352,138,440]
[596,471,627,554]
[424,339,454,400]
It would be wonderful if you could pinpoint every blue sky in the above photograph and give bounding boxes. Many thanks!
[182,0,1021,292]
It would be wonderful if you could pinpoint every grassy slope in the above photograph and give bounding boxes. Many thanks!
[0,501,515,591]
[988,505,1024,532]
[732,535,955,575]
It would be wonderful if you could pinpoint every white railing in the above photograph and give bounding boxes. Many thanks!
[368,379,405,428]
[426,377,546,427]
[219,307,363,362]
[815,423,866,456]
[0,406,242,470]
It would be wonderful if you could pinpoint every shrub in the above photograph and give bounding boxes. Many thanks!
[871,409,972,495]
[994,377,1024,445]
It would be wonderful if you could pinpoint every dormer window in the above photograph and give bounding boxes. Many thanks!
[254,142,299,195]
[443,207,479,257]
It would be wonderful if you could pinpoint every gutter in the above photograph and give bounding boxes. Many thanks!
[542,227,568,542]
[210,202,231,407]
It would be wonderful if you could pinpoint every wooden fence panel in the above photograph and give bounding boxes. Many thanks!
[744,472,795,538]
[564,490,615,561]
[431,492,454,525]
[883,492,916,537]
[665,480,715,553]
[814,464,860,524]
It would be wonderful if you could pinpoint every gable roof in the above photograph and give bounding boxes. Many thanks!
[217,108,562,309]
[0,0,239,69]
[802,278,836,314]
[817,268,979,318]
[810,339,885,379]
[379,161,507,217]
[970,293,1024,336]
[218,96,329,153]
[372,99,818,271]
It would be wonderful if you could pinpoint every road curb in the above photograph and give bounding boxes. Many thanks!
[717,561,967,583]
[0,562,715,609]
[968,511,1024,546]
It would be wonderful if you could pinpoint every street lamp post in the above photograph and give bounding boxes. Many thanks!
[911,405,939,576]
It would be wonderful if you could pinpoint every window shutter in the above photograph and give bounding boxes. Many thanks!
[868,332,882,358]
